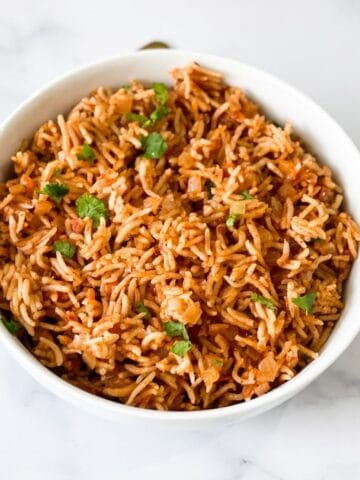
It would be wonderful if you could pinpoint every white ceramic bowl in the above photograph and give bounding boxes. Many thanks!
[1,49,359,428]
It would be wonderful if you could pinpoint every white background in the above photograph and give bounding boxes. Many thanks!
[1,1,360,479]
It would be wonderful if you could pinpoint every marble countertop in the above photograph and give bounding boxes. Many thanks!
[1,0,360,478]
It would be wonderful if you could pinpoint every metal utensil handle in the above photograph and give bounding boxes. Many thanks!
[139,41,170,50]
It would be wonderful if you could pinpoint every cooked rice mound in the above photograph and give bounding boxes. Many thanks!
[0,63,359,410]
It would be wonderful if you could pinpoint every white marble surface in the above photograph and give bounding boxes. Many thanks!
[1,0,360,478]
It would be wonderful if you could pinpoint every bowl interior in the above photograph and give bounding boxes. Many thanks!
[1,49,359,424]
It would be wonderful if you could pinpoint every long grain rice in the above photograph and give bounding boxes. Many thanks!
[0,63,359,410]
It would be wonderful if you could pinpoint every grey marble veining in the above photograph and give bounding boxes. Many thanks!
[1,0,360,478]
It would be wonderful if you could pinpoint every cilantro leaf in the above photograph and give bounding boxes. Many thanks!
[53,240,76,259]
[54,168,62,177]
[170,340,191,357]
[135,302,152,320]
[40,183,69,204]
[226,213,238,228]
[141,132,168,159]
[205,180,215,199]
[212,358,223,367]
[163,321,189,341]
[149,105,169,124]
[241,190,254,200]
[76,194,108,228]
[164,321,192,356]
[251,293,277,310]
[152,82,168,105]
[0,311,21,334]
[126,112,150,126]
[292,292,317,314]
[77,143,96,164]
[127,106,168,128]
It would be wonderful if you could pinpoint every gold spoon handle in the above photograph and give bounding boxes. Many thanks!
[139,41,170,50]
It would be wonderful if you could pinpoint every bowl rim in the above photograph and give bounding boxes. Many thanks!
[1,48,360,423]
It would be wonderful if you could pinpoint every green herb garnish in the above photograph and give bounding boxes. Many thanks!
[226,213,238,228]
[77,143,96,164]
[54,168,62,177]
[205,180,215,199]
[126,112,150,126]
[251,293,277,310]
[164,320,191,356]
[76,194,108,228]
[170,340,192,358]
[152,82,168,105]
[292,292,316,314]
[149,105,169,124]
[40,183,69,204]
[127,105,168,128]
[122,84,130,91]
[53,240,76,259]
[212,358,223,367]
[0,311,21,334]
[313,237,324,243]
[127,81,169,128]
[141,132,168,159]
[163,321,189,341]
[241,190,254,200]
[135,303,152,320]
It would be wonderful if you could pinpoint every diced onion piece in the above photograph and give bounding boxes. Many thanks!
[258,354,279,382]
[182,301,202,325]
[115,94,133,114]
[188,175,202,194]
